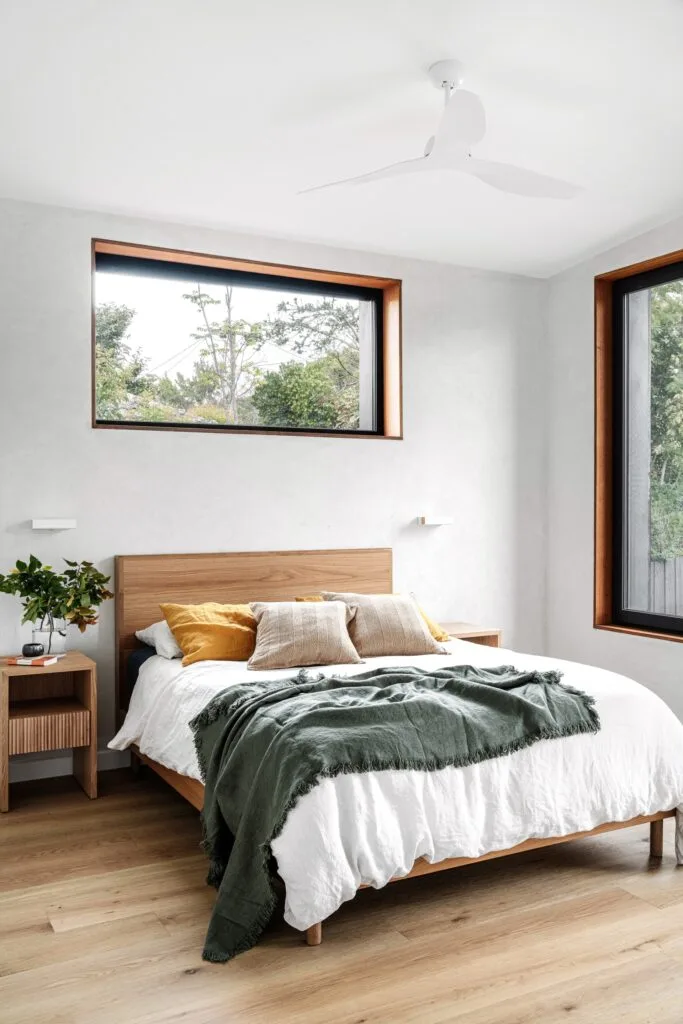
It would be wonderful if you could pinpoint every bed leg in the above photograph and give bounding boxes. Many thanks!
[650,819,664,859]
[130,750,144,777]
[306,923,322,946]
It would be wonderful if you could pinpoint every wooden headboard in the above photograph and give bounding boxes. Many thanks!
[115,547,392,722]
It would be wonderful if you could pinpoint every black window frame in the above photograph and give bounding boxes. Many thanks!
[93,248,389,439]
[611,257,683,637]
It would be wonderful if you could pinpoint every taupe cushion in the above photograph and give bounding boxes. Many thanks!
[247,601,361,670]
[321,592,447,658]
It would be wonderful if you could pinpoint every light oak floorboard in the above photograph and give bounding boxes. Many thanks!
[456,953,683,1024]
[1,771,682,1024]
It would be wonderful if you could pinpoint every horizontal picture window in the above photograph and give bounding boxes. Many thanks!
[92,241,402,439]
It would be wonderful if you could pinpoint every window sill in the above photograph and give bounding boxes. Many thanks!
[93,420,403,440]
[594,622,683,644]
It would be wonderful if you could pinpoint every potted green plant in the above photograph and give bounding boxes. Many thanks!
[0,555,113,654]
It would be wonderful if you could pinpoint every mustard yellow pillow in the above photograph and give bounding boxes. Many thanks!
[296,593,448,642]
[416,604,450,643]
[161,602,257,666]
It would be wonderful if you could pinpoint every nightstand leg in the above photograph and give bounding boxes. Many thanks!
[73,667,97,799]
[1,674,9,812]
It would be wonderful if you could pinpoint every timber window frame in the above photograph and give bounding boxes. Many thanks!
[595,247,683,642]
[91,239,402,439]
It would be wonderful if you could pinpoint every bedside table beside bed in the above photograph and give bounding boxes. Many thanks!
[441,621,502,647]
[0,651,98,811]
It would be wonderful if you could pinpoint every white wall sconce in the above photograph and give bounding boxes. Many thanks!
[31,519,77,531]
[417,516,453,527]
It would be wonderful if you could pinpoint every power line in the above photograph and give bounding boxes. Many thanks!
[149,336,205,375]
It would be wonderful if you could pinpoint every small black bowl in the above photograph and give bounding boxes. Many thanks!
[22,642,45,657]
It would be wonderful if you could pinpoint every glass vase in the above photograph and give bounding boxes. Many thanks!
[32,620,68,655]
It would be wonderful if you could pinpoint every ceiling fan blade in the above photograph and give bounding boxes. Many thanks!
[436,88,486,150]
[299,155,429,193]
[465,157,581,199]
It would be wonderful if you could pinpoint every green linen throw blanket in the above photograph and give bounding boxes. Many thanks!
[190,663,600,962]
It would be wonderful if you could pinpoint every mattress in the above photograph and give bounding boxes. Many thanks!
[110,640,683,931]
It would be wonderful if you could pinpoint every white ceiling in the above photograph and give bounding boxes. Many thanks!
[2,0,683,277]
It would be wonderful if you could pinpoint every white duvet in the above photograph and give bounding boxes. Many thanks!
[109,640,683,931]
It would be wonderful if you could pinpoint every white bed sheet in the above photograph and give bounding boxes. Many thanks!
[109,641,683,931]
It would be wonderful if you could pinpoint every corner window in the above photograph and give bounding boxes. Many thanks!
[595,253,683,639]
[92,240,402,438]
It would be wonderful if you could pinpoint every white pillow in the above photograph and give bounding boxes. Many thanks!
[135,620,183,659]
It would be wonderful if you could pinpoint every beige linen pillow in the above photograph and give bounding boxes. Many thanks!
[247,600,362,670]
[321,592,447,658]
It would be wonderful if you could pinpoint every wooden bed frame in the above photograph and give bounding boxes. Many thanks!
[115,548,675,947]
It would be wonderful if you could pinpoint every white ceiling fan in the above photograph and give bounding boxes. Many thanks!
[300,59,581,200]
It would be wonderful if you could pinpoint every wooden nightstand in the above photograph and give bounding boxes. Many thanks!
[442,622,502,648]
[0,651,97,811]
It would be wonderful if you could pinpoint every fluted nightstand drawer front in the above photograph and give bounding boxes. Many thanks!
[9,700,90,755]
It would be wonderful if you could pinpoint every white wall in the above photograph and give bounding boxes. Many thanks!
[546,213,683,719]
[0,198,547,760]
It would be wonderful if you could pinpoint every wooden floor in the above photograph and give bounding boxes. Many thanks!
[2,772,683,1024]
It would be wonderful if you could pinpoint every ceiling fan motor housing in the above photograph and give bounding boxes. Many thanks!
[428,59,464,91]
